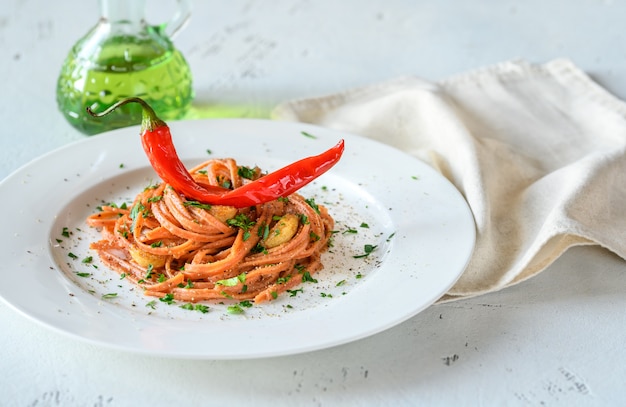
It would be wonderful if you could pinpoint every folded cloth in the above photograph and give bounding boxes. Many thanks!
[272,59,626,302]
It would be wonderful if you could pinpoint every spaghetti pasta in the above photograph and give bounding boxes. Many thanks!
[87,158,335,304]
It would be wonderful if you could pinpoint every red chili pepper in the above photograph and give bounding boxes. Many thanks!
[87,97,344,208]
[214,138,344,207]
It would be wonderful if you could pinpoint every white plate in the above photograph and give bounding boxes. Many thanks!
[0,119,474,359]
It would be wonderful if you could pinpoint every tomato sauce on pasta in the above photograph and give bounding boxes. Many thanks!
[86,158,334,304]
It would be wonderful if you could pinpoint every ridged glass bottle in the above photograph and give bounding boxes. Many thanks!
[56,0,193,135]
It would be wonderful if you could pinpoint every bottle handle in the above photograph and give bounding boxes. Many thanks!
[161,0,192,39]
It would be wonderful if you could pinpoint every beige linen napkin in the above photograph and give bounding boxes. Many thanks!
[272,59,626,302]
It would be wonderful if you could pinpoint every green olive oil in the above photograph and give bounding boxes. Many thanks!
[57,34,193,135]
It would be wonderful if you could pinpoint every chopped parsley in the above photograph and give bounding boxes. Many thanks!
[129,202,146,233]
[237,166,257,180]
[143,181,159,191]
[145,264,154,279]
[301,271,318,283]
[354,244,377,259]
[195,304,210,313]
[183,200,212,211]
[227,214,256,241]
[216,175,231,189]
[286,288,303,297]
[215,272,246,287]
[227,304,244,314]
[251,243,268,254]
[226,300,252,315]
[159,293,175,304]
[258,222,270,240]
[277,275,292,284]
[301,131,317,139]
[305,198,320,214]
[178,280,194,289]
[180,303,210,313]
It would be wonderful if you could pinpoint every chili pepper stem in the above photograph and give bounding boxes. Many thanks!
[86,97,166,132]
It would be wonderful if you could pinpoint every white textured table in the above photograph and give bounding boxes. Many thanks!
[1,1,625,406]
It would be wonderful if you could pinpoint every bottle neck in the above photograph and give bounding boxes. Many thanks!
[99,0,146,27]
